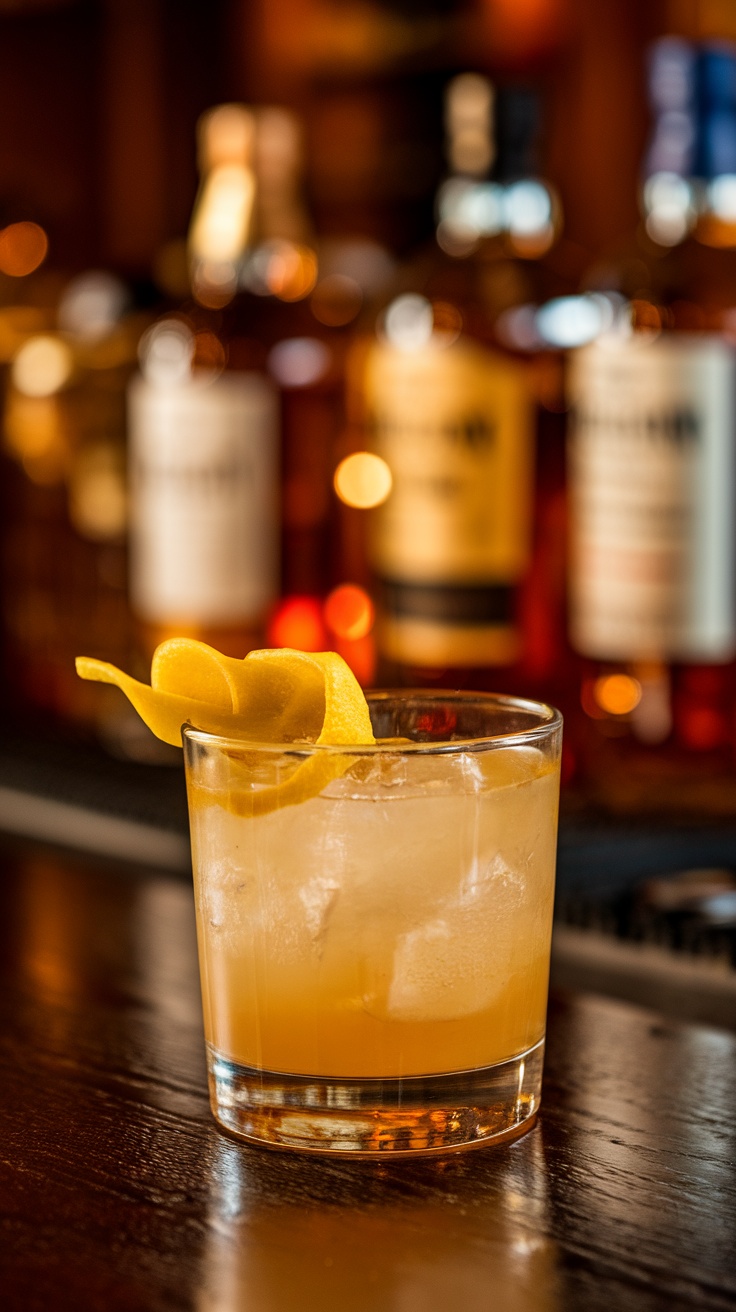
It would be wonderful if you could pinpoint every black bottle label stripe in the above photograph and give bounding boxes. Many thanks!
[380,580,515,626]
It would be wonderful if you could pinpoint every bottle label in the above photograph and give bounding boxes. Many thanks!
[128,372,279,626]
[569,335,736,662]
[364,335,534,665]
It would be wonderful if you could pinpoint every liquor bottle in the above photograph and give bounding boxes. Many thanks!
[132,101,382,690]
[128,323,279,661]
[1,272,144,734]
[128,105,280,664]
[241,104,393,675]
[584,40,736,324]
[248,111,396,628]
[566,40,736,816]
[351,75,565,691]
[245,106,344,604]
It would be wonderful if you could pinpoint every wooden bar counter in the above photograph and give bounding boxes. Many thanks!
[1,839,735,1311]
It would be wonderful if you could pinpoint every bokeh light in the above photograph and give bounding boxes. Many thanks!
[334,633,376,687]
[191,257,239,308]
[383,294,434,351]
[311,273,363,326]
[334,452,392,509]
[68,445,127,541]
[190,163,254,264]
[505,180,557,256]
[139,319,195,386]
[4,395,63,478]
[535,294,613,348]
[268,337,331,387]
[247,239,318,302]
[12,336,73,397]
[324,584,375,640]
[58,271,129,342]
[593,673,642,717]
[264,241,318,301]
[643,172,696,246]
[189,106,256,308]
[268,596,327,651]
[0,222,48,277]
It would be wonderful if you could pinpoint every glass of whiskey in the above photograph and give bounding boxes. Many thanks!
[183,691,562,1155]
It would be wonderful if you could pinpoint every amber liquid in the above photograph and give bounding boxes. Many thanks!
[190,750,559,1079]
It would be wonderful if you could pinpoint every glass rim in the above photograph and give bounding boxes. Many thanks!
[181,689,563,756]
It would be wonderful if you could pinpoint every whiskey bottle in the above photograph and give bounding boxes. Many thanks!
[568,331,736,813]
[354,75,564,690]
[128,324,278,659]
[566,40,736,815]
[128,105,280,663]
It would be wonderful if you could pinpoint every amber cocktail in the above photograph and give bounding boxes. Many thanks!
[184,691,562,1155]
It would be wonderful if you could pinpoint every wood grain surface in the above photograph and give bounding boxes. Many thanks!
[0,840,734,1312]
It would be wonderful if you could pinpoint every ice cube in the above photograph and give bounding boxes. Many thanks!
[299,875,341,954]
[458,851,523,904]
[384,916,502,1022]
[475,745,546,789]
[330,743,547,803]
[361,851,524,1024]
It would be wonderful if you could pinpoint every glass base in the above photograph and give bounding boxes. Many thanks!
[206,1038,544,1156]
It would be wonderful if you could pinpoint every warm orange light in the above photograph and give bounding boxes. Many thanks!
[508,227,556,259]
[324,584,375,641]
[478,0,569,64]
[697,216,736,249]
[334,452,392,509]
[593,673,642,717]
[432,301,463,342]
[631,300,662,334]
[192,271,237,310]
[0,222,48,277]
[12,335,73,397]
[266,242,318,301]
[311,274,363,326]
[335,633,376,687]
[68,445,127,541]
[4,393,67,485]
[267,596,327,652]
[193,330,227,372]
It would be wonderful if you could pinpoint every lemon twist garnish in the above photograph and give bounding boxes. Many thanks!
[76,639,375,815]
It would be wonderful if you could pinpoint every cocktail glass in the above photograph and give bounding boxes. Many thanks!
[183,691,562,1155]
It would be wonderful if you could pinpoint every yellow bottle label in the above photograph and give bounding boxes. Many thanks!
[363,334,534,666]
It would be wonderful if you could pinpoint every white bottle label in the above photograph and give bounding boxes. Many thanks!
[568,335,736,662]
[128,371,279,626]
